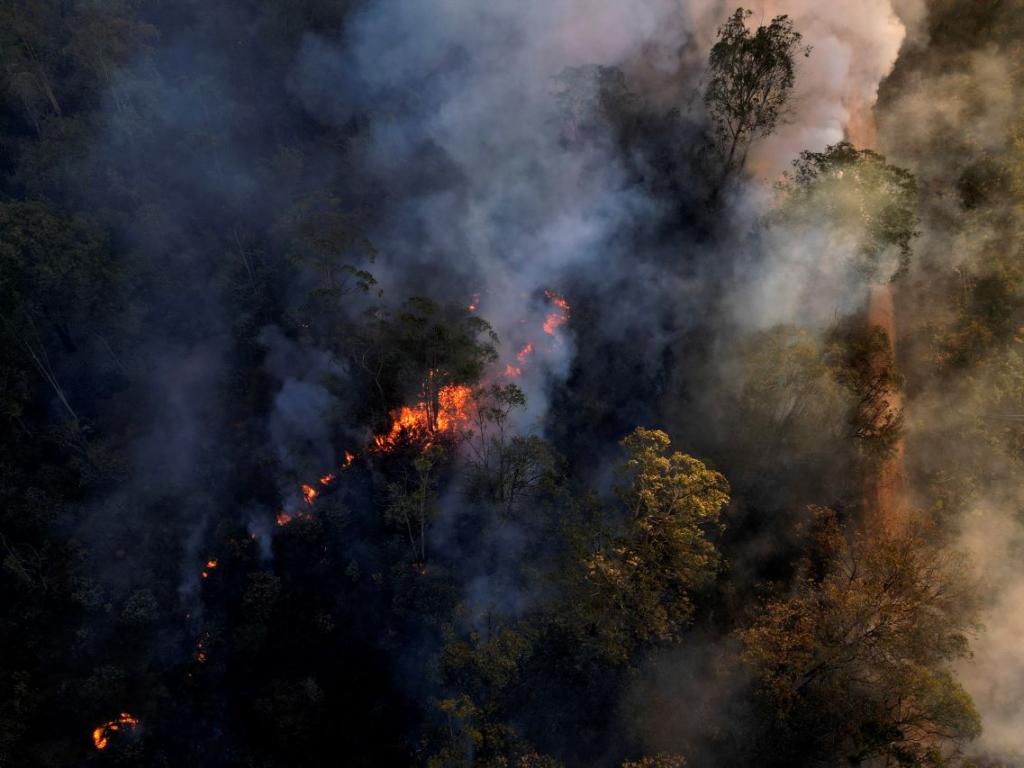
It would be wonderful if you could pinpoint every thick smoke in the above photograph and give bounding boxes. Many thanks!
[292,0,694,428]
[957,501,1024,759]
[47,0,1019,761]
[740,0,907,169]
[260,326,348,481]
[283,0,917,483]
[876,3,1024,761]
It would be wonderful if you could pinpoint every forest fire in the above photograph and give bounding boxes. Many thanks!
[276,510,312,527]
[542,290,571,335]
[5,1,1014,765]
[373,382,474,452]
[92,713,139,750]
[300,483,318,505]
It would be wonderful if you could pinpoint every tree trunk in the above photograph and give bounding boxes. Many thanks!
[862,283,907,537]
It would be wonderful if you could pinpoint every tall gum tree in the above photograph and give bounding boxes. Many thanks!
[704,8,811,188]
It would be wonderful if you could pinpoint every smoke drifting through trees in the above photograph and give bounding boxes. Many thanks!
[0,0,1021,766]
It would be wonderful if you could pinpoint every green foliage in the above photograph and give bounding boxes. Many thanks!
[282,192,378,306]
[934,232,1024,369]
[0,0,157,141]
[428,624,542,766]
[384,444,445,566]
[732,326,854,495]
[705,8,810,176]
[391,296,499,383]
[826,323,906,463]
[463,384,563,516]
[357,296,499,429]
[0,200,117,424]
[569,428,729,663]
[0,1,1004,765]
[775,141,919,279]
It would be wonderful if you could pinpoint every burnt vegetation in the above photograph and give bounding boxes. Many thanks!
[1,2,1022,767]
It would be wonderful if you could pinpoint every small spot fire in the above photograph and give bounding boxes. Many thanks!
[300,483,318,505]
[276,510,312,527]
[274,291,570,527]
[92,712,139,750]
[505,342,536,379]
[201,559,218,579]
[542,290,570,335]
[195,632,211,664]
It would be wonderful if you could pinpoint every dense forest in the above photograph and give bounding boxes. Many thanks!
[1,0,1022,766]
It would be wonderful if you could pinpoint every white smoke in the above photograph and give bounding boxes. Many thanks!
[957,502,1024,760]
[744,0,908,173]
[292,0,911,429]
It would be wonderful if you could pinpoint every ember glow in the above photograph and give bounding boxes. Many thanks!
[504,364,522,378]
[92,712,139,750]
[276,510,312,527]
[319,472,335,486]
[542,290,571,336]
[201,559,218,579]
[342,450,356,467]
[516,342,534,362]
[373,380,474,452]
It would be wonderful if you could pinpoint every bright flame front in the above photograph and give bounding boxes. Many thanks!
[92,712,139,750]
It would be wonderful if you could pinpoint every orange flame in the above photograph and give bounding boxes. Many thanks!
[276,510,312,527]
[504,364,522,378]
[92,713,139,750]
[201,558,218,579]
[542,290,571,335]
[373,380,474,452]
[517,342,534,362]
[342,450,356,468]
[300,484,318,505]
[319,473,335,486]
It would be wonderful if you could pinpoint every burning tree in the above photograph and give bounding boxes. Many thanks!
[357,296,498,445]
